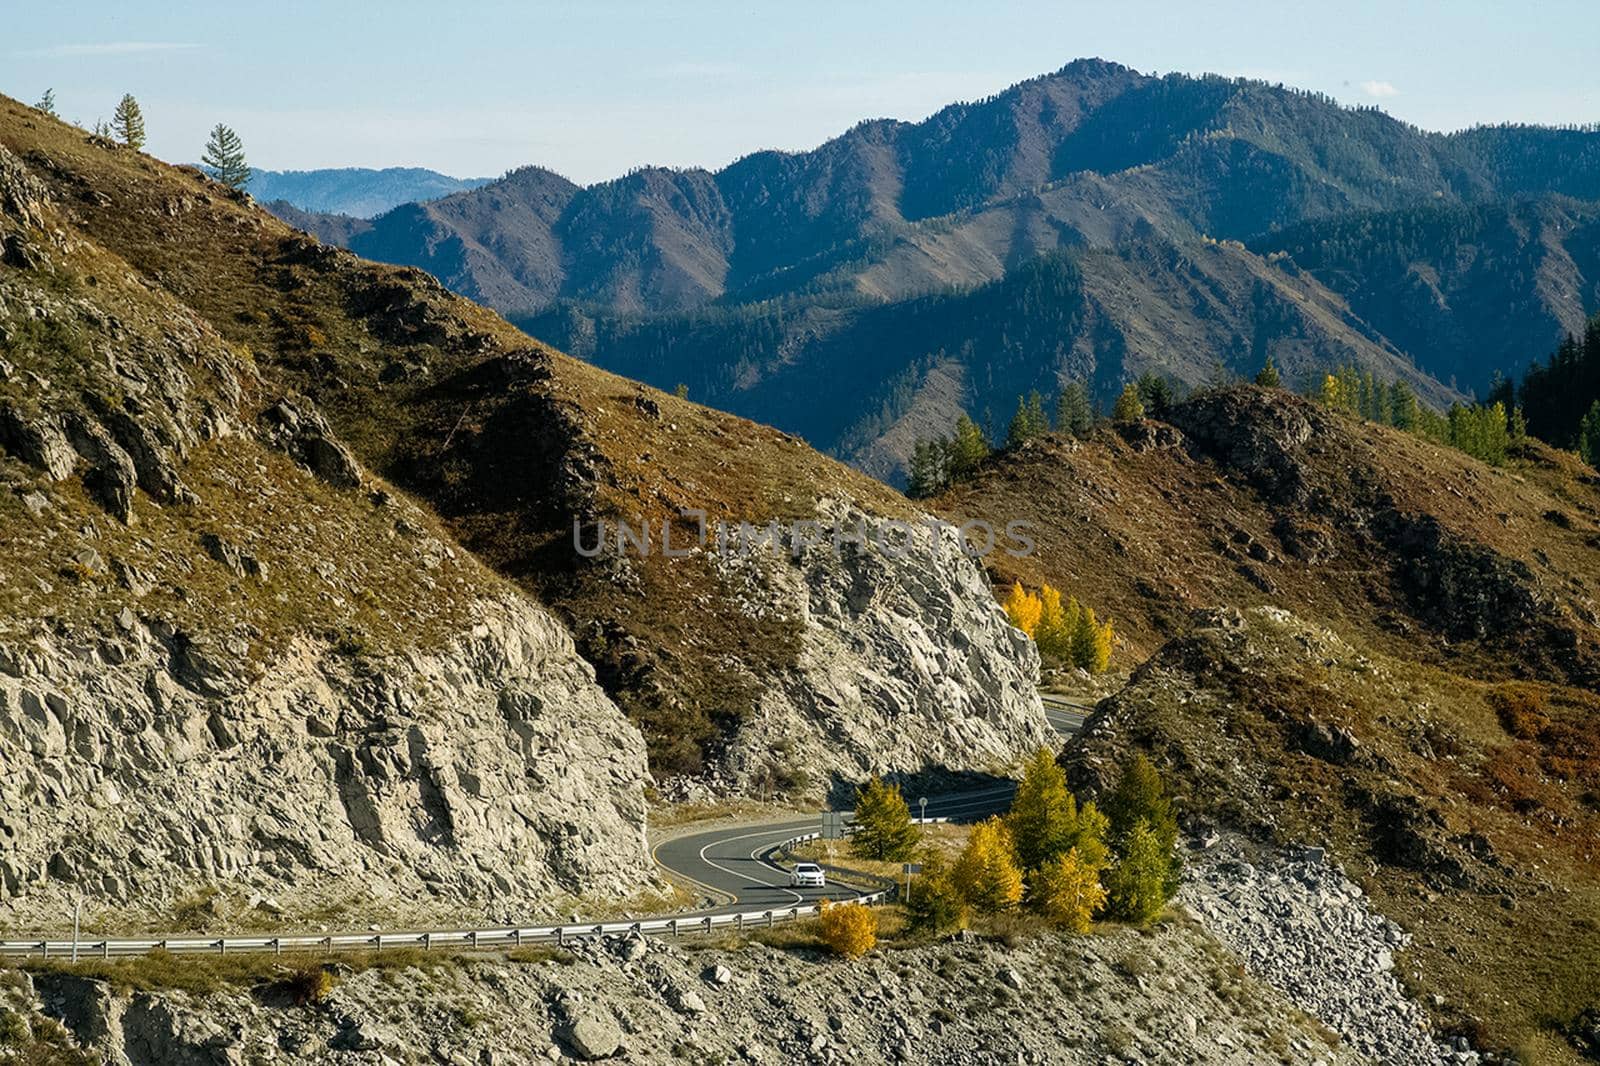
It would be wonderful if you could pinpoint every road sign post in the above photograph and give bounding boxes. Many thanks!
[918,796,928,822]
[902,862,922,903]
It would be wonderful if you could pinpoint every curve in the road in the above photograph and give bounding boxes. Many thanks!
[652,694,1092,910]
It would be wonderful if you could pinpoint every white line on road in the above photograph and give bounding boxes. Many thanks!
[697,827,805,902]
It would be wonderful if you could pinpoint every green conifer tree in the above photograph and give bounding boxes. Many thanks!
[1105,819,1169,924]
[1102,755,1182,896]
[1006,392,1049,448]
[1054,382,1094,436]
[1581,401,1600,468]
[1390,380,1419,430]
[35,89,58,118]
[1136,373,1176,418]
[904,850,966,932]
[201,123,251,190]
[905,439,946,499]
[112,94,146,150]
[851,776,921,862]
[1254,354,1281,388]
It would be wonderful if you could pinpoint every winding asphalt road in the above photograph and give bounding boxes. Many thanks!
[652,693,1092,911]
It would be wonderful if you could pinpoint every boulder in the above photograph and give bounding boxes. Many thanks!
[99,405,188,504]
[259,398,362,488]
[199,532,268,581]
[560,1013,623,1060]
[670,987,707,1016]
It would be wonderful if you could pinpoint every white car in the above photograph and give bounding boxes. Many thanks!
[789,862,826,888]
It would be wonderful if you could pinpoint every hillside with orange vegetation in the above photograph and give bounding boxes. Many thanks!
[936,387,1599,684]
[934,386,1600,1059]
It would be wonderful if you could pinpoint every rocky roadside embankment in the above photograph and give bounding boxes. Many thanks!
[11,917,1363,1066]
[707,503,1050,800]
[1182,836,1469,1066]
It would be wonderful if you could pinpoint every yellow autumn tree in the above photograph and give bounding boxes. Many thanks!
[1029,847,1108,933]
[952,817,1023,915]
[1034,583,1070,660]
[1318,373,1342,409]
[1002,583,1112,672]
[1087,615,1113,673]
[818,899,878,958]
[1002,581,1041,637]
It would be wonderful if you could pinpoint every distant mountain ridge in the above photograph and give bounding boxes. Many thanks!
[330,61,1600,316]
[271,59,1600,482]
[249,165,492,218]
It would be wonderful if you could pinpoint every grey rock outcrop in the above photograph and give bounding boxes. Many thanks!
[259,397,363,489]
[1168,387,1315,505]
[0,141,51,226]
[60,410,139,523]
[0,595,654,929]
[97,403,193,505]
[709,502,1048,797]
[0,402,77,481]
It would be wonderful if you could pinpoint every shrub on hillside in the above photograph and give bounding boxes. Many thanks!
[1102,755,1182,897]
[818,900,877,958]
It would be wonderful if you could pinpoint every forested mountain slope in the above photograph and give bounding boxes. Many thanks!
[280,60,1600,483]
[248,165,492,218]
[1254,196,1600,386]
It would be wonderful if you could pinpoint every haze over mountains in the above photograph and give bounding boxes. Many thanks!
[250,165,491,218]
[268,59,1600,483]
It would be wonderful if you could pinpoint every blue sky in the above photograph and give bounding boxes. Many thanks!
[7,1,1597,184]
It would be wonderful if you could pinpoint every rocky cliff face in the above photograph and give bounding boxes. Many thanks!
[0,97,1050,796]
[710,505,1046,797]
[0,595,651,931]
[0,135,655,930]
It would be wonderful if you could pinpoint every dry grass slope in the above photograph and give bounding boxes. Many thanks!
[0,94,916,774]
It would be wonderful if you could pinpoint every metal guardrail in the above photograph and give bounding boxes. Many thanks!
[0,830,889,961]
